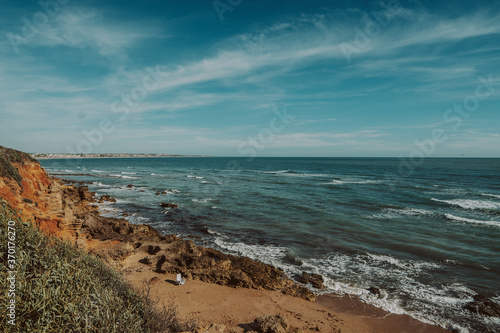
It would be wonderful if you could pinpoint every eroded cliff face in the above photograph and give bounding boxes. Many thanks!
[0,149,67,237]
[0,146,159,247]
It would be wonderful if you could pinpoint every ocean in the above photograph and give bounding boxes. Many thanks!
[40,157,500,332]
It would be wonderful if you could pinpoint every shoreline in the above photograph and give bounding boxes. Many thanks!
[0,149,452,332]
[62,181,451,332]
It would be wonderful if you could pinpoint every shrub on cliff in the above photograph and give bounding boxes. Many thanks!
[0,199,196,333]
[0,145,37,164]
[0,145,39,186]
[0,156,23,186]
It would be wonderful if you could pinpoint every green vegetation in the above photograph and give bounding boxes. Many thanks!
[0,145,37,164]
[0,156,23,186]
[0,199,197,332]
[0,145,37,186]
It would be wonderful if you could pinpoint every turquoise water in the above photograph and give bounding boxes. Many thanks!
[41,157,500,332]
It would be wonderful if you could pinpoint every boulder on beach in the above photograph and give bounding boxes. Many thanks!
[147,245,161,255]
[199,323,226,333]
[249,315,302,333]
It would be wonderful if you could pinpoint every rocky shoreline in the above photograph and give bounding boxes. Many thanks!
[3,146,489,332]
[78,182,319,301]
[0,147,319,297]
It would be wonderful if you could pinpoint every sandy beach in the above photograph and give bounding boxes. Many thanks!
[123,269,448,333]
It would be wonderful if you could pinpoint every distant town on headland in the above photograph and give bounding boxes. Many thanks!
[31,153,212,159]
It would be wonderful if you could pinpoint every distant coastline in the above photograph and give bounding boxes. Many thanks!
[31,153,213,159]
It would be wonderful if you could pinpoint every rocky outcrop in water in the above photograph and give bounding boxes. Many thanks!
[161,202,179,209]
[98,194,116,203]
[465,295,500,317]
[297,272,325,290]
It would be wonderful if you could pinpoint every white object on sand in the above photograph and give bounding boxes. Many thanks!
[176,273,186,285]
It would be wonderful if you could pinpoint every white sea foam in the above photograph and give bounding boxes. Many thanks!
[305,253,474,330]
[214,238,292,270]
[206,228,221,235]
[187,175,204,179]
[437,188,470,196]
[327,179,382,185]
[444,214,500,227]
[121,172,137,175]
[110,174,138,179]
[432,198,500,210]
[255,170,291,174]
[97,202,124,218]
[192,198,212,204]
[371,207,435,219]
[482,193,500,200]
[93,182,111,187]
[282,173,331,178]
[125,214,150,224]
[163,189,180,195]
[91,169,105,173]
[368,253,441,270]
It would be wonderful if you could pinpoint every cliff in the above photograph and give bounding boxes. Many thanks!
[0,145,158,246]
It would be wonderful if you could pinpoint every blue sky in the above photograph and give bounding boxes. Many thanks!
[0,0,499,157]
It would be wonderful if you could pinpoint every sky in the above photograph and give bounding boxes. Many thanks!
[0,0,499,157]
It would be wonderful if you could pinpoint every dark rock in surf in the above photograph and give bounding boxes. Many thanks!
[368,286,382,297]
[99,195,116,203]
[127,184,134,188]
[465,294,500,317]
[160,202,178,209]
[297,272,325,289]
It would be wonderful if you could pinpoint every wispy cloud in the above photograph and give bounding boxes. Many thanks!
[32,9,163,58]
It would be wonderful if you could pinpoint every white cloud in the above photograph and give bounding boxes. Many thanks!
[28,9,163,59]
